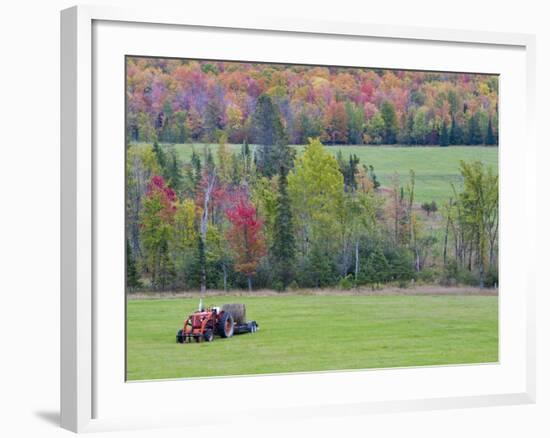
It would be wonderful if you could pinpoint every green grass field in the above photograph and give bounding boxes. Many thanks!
[126,294,498,381]
[155,143,498,204]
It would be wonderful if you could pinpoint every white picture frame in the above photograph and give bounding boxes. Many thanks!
[61,4,536,433]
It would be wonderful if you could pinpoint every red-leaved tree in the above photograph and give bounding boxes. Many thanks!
[225,198,266,291]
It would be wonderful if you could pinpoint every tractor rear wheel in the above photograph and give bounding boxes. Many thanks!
[217,312,234,338]
[203,329,214,342]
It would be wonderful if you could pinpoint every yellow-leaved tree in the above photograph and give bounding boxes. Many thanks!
[288,138,344,256]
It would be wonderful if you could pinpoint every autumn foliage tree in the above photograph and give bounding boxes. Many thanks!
[141,175,178,290]
[323,101,348,144]
[289,138,344,258]
[127,57,499,147]
[225,198,267,290]
[458,160,498,287]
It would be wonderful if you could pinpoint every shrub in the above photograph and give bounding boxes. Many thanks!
[253,258,274,289]
[441,261,480,287]
[484,267,499,288]
[397,279,410,289]
[296,247,339,288]
[288,280,300,291]
[384,247,416,282]
[417,268,438,283]
[362,248,391,284]
[338,275,354,290]
[440,261,458,286]
[456,269,479,287]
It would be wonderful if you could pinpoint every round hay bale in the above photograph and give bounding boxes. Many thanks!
[221,303,246,324]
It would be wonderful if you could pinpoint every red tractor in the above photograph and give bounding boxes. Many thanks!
[176,303,258,343]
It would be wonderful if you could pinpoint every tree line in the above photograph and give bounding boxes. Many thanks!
[126,58,499,147]
[127,134,498,292]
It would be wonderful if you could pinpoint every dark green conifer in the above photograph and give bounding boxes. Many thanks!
[271,168,296,290]
[485,117,496,145]
[126,239,142,291]
[439,120,450,147]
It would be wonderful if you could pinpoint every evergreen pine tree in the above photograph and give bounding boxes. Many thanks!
[241,140,252,177]
[485,117,496,145]
[126,239,142,290]
[365,248,390,287]
[367,165,381,189]
[308,245,338,288]
[204,146,215,174]
[172,110,187,143]
[230,154,241,186]
[467,112,483,145]
[345,101,365,144]
[337,152,359,192]
[166,150,183,193]
[271,168,296,290]
[405,110,415,145]
[204,99,224,142]
[439,120,450,147]
[156,238,175,290]
[153,141,167,172]
[336,150,344,171]
[251,94,293,177]
[449,116,462,145]
[347,154,359,191]
[387,248,415,282]
[380,101,398,144]
[190,149,202,191]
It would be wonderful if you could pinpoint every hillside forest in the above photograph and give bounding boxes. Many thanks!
[126,57,499,292]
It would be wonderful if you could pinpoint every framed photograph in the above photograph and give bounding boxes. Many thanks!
[61,5,536,433]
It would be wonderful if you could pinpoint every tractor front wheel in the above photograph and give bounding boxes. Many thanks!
[176,329,184,343]
[217,312,234,338]
[203,329,214,342]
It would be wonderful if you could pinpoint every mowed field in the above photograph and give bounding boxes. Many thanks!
[157,143,498,204]
[126,293,498,381]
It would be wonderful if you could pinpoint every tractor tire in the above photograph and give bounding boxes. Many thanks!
[176,329,184,343]
[203,329,214,342]
[217,312,234,338]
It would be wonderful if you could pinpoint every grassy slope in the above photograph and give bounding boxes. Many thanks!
[160,143,498,204]
[127,294,498,380]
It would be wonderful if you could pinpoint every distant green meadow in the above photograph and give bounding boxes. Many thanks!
[126,294,498,381]
[149,143,498,204]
